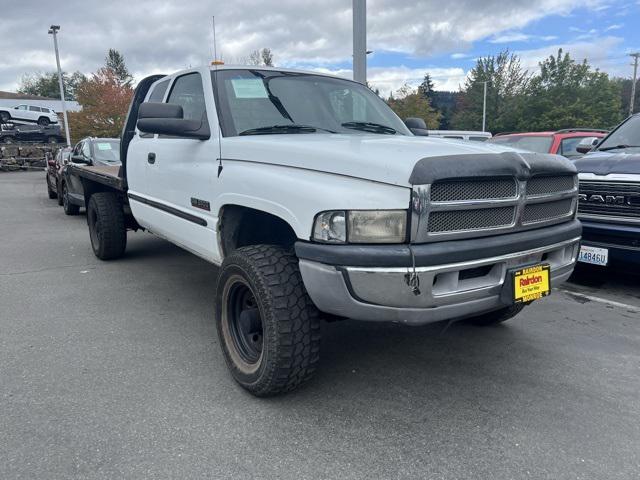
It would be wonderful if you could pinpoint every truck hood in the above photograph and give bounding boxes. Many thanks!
[574,150,640,176]
[222,134,555,187]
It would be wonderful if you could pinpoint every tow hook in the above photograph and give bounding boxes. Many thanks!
[404,246,421,296]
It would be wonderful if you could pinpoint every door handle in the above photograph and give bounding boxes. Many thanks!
[147,152,156,164]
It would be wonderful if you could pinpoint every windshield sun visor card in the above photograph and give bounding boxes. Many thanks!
[231,79,269,99]
[96,143,112,151]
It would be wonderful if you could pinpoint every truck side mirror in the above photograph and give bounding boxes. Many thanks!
[404,117,429,136]
[71,154,91,165]
[137,102,210,140]
[576,137,600,154]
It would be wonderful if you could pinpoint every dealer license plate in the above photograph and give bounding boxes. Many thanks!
[513,264,550,303]
[577,245,609,266]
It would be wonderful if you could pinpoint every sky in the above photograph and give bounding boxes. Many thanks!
[1,0,639,97]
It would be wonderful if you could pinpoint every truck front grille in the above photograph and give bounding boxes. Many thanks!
[522,198,574,224]
[578,181,640,219]
[527,175,576,196]
[413,174,578,242]
[428,207,515,233]
[430,178,517,202]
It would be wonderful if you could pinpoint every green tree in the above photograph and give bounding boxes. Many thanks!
[386,84,441,128]
[17,71,86,101]
[105,49,133,86]
[522,49,622,130]
[418,74,435,100]
[452,50,529,132]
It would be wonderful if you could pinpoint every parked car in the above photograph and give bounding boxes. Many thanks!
[45,147,72,200]
[1,123,66,144]
[60,137,121,215]
[426,130,492,141]
[0,104,59,126]
[574,114,640,269]
[488,129,608,159]
[68,67,580,396]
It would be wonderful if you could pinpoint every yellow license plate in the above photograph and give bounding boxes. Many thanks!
[513,264,550,303]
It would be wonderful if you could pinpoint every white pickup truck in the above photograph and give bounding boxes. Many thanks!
[68,65,581,396]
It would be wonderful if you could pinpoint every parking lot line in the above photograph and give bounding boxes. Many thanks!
[559,288,640,313]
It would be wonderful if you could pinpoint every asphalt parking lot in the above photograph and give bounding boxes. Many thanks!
[2,171,639,480]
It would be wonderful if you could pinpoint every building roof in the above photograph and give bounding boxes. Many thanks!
[0,90,58,101]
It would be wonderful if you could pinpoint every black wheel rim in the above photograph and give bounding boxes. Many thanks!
[226,279,263,364]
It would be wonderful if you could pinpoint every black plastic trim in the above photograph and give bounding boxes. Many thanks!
[409,151,576,185]
[295,219,581,268]
[127,193,207,226]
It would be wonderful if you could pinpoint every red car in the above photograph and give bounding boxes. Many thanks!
[487,129,608,159]
[45,146,72,201]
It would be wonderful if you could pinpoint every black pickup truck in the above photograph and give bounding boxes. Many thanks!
[0,123,66,144]
[574,113,640,269]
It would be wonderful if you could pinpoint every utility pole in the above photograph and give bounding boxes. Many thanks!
[482,80,490,132]
[629,53,639,116]
[352,0,366,84]
[48,25,71,147]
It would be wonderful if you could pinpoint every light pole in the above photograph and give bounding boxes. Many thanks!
[629,52,639,116]
[352,0,366,84]
[482,80,491,132]
[48,25,71,147]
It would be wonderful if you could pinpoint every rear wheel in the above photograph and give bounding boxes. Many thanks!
[87,192,127,260]
[0,111,10,123]
[38,117,50,127]
[62,182,80,215]
[465,304,526,326]
[46,176,57,199]
[216,245,321,396]
[56,181,63,206]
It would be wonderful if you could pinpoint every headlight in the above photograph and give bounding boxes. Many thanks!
[313,211,347,243]
[313,210,407,244]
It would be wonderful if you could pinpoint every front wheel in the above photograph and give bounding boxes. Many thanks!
[62,182,79,215]
[465,304,526,326]
[38,117,50,127]
[215,245,321,396]
[0,111,10,123]
[87,192,127,260]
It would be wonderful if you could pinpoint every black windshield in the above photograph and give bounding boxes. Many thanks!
[212,69,410,137]
[596,115,640,152]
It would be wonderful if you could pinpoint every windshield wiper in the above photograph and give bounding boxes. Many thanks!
[341,121,396,134]
[239,124,336,136]
[598,144,640,151]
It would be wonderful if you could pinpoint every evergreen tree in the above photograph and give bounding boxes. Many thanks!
[105,49,133,86]
[418,74,435,100]
[386,84,441,128]
[18,71,86,101]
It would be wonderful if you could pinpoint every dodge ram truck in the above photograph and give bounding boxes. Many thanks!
[574,113,640,268]
[69,66,581,396]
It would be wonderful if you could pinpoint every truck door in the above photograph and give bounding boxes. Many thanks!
[131,71,221,262]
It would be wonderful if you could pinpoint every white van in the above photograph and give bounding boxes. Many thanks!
[427,130,492,141]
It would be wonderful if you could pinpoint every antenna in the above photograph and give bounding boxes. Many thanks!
[212,16,218,62]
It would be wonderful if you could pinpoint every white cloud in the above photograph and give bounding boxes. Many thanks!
[515,36,626,75]
[451,53,471,59]
[0,0,615,91]
[605,24,623,31]
[490,32,531,44]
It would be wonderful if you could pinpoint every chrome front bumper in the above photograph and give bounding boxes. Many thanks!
[299,237,580,325]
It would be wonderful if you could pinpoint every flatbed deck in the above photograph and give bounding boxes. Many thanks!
[68,163,126,191]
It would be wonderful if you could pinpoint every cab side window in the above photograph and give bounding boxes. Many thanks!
[166,73,207,122]
[140,79,170,138]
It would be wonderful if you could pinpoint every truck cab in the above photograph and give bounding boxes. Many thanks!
[73,65,581,396]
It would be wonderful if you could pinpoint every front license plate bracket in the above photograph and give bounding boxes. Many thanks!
[500,263,551,305]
